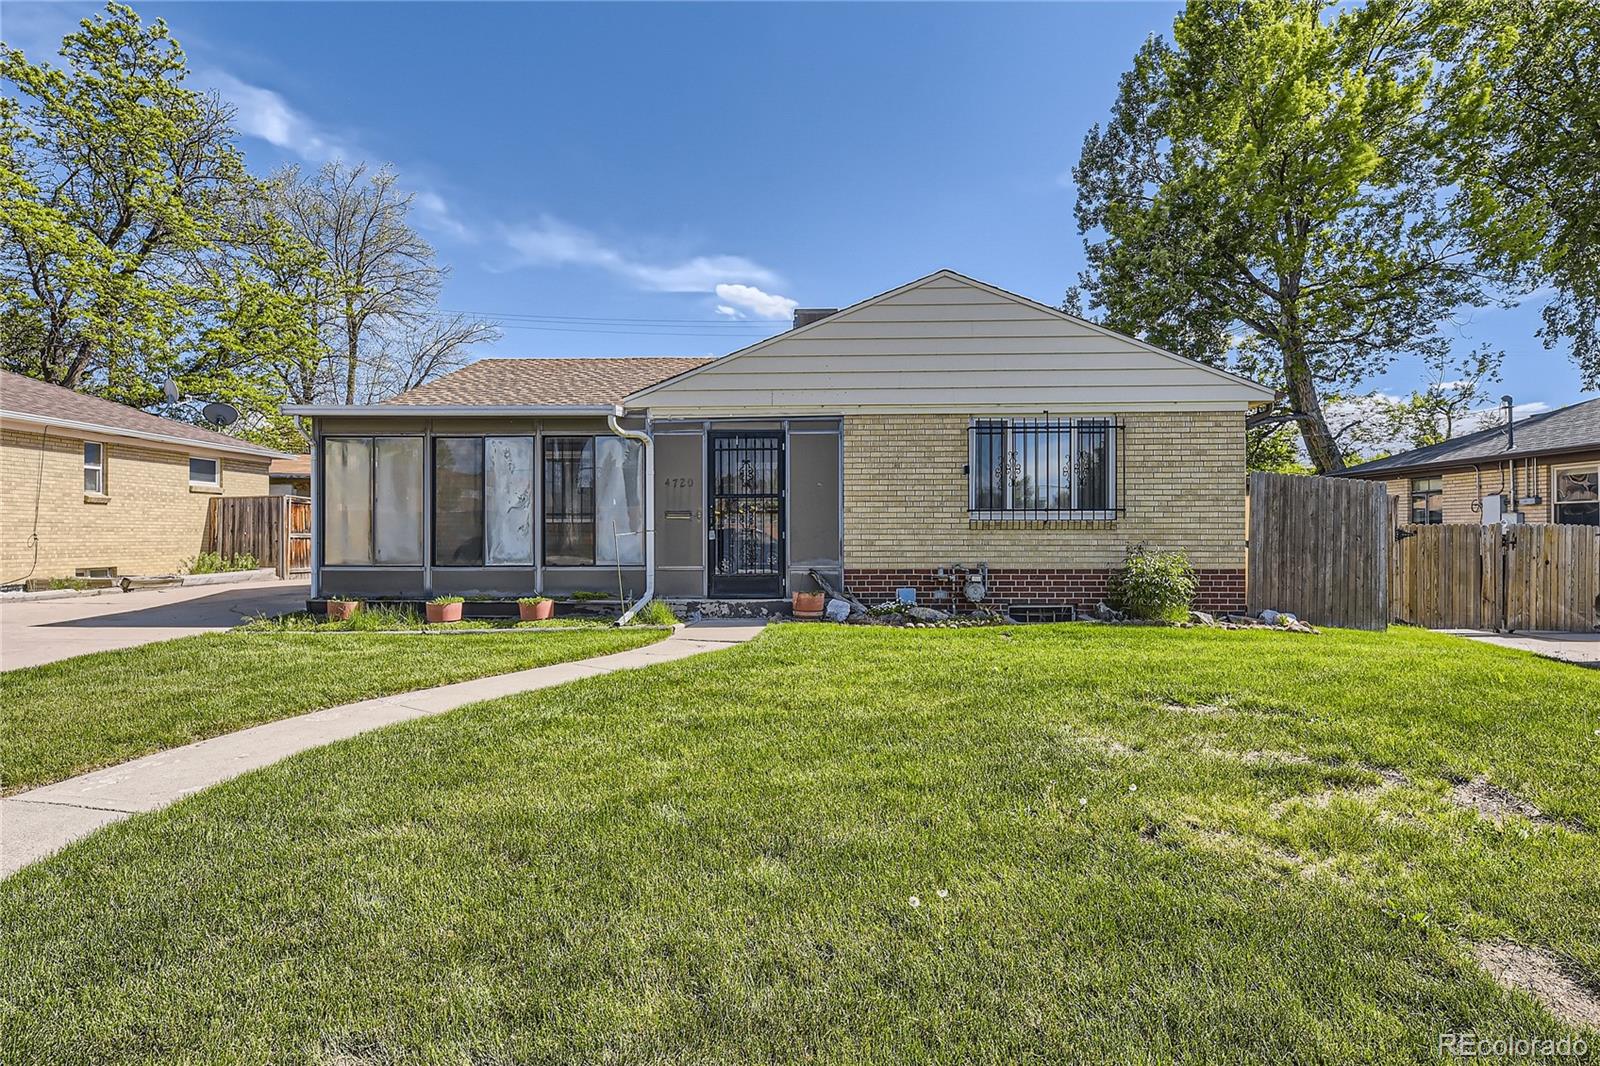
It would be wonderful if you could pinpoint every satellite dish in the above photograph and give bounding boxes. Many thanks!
[202,402,239,427]
[162,378,180,404]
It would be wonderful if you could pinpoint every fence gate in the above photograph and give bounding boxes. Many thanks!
[1246,473,1390,630]
[204,495,312,579]
[1393,520,1600,631]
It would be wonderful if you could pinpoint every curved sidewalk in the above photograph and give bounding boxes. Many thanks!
[0,620,763,878]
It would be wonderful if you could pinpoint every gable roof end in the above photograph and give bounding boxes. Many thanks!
[624,269,1275,410]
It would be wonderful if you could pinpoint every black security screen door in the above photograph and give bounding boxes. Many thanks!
[709,432,784,597]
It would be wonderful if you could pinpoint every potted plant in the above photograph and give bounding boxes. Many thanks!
[518,595,555,621]
[325,598,359,621]
[426,595,465,623]
[792,590,826,619]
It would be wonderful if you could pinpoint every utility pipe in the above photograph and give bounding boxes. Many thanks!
[608,407,655,626]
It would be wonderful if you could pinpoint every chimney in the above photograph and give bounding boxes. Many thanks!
[792,308,838,330]
[1502,395,1515,449]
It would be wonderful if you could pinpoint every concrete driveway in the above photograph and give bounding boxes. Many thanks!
[1442,629,1600,667]
[0,580,308,670]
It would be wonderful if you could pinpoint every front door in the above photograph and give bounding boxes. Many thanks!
[709,431,784,597]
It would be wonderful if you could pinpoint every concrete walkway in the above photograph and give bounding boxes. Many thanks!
[0,620,763,877]
[1441,629,1600,667]
[1,579,309,669]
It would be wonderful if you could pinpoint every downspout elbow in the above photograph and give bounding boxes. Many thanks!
[609,408,655,626]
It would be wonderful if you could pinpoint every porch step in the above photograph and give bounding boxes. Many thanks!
[668,598,795,620]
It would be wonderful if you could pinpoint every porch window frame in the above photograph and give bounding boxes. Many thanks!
[967,417,1123,521]
[320,434,426,568]
[431,434,538,569]
[1550,462,1600,526]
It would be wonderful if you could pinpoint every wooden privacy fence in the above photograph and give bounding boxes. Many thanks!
[203,495,311,579]
[1246,472,1391,630]
[1392,520,1600,631]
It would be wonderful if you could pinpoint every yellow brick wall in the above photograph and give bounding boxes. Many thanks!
[1,427,271,582]
[1377,449,1600,525]
[841,412,1247,569]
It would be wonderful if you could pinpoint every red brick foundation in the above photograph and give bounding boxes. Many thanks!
[844,567,1246,615]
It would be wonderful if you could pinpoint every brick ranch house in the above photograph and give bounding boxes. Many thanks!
[1338,396,1599,527]
[285,271,1274,615]
[1,371,287,585]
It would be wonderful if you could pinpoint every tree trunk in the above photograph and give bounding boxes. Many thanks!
[1281,341,1343,473]
[344,325,358,406]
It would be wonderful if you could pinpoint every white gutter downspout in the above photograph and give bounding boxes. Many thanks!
[608,407,654,625]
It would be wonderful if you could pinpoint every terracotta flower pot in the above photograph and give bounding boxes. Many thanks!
[426,601,463,623]
[520,599,555,621]
[326,599,359,621]
[792,591,825,619]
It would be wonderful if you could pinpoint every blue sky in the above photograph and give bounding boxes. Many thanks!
[6,1,1590,419]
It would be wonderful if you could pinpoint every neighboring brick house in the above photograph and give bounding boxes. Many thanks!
[1338,398,1600,527]
[285,270,1274,614]
[1,372,286,585]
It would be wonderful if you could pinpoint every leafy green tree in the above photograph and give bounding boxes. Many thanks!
[1434,0,1600,388]
[0,3,290,434]
[1069,0,1502,473]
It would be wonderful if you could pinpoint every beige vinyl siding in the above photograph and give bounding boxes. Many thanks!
[635,273,1273,415]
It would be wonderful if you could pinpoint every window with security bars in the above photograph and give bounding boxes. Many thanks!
[969,418,1121,518]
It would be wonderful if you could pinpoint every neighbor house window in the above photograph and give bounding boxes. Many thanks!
[189,456,220,487]
[1552,465,1599,526]
[431,436,538,567]
[1409,476,1444,524]
[322,437,424,566]
[543,436,645,566]
[83,441,105,495]
[968,418,1118,517]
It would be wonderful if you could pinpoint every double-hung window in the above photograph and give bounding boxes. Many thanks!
[1552,465,1599,526]
[1409,476,1444,524]
[83,441,105,495]
[969,418,1118,518]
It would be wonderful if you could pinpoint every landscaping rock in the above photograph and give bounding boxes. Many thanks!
[1189,610,1216,626]
[824,598,851,623]
[906,605,949,623]
[1094,601,1125,621]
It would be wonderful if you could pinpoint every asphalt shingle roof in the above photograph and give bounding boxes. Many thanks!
[0,371,285,457]
[383,357,714,407]
[1340,397,1600,477]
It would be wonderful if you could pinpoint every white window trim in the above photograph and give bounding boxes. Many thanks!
[967,417,1118,520]
[1550,461,1600,522]
[188,455,221,488]
[83,440,106,496]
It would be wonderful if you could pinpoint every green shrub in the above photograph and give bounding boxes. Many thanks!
[1112,547,1197,622]
[569,591,610,602]
[187,551,259,574]
[629,599,679,626]
[518,595,552,605]
[46,577,98,590]
[428,595,465,606]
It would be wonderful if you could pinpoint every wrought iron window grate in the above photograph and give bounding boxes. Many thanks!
[968,417,1125,519]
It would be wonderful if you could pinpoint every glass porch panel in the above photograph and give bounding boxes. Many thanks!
[595,437,644,566]
[373,437,423,565]
[543,437,595,566]
[323,438,372,565]
[485,436,535,565]
[433,437,484,566]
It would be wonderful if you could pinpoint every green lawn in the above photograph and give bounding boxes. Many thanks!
[2,624,1596,1063]
[0,627,664,794]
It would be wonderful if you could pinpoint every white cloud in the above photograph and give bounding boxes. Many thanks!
[504,217,795,308]
[714,283,799,321]
[206,69,348,163]
[715,305,742,318]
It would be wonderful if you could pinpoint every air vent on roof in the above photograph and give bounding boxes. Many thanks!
[792,308,838,329]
